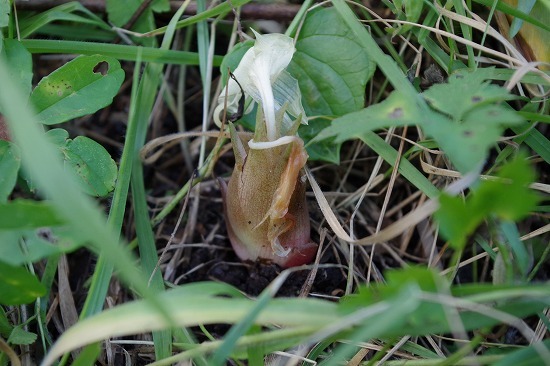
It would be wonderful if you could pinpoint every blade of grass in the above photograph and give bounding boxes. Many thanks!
[511,124,550,164]
[153,326,318,365]
[37,24,116,42]
[20,39,223,66]
[473,0,550,33]
[128,1,196,360]
[208,286,274,366]
[196,0,211,166]
[331,0,426,104]
[208,270,296,366]
[452,0,476,68]
[144,0,251,37]
[285,0,313,37]
[79,49,145,320]
[362,131,439,198]
[18,2,112,38]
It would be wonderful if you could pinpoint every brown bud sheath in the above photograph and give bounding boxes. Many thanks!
[220,113,317,267]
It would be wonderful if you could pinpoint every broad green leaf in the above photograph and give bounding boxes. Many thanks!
[106,0,168,26]
[219,40,253,85]
[315,68,525,173]
[106,0,168,46]
[1,39,33,99]
[428,105,524,173]
[0,140,20,203]
[478,155,539,220]
[314,91,423,143]
[423,69,516,120]
[286,7,374,162]
[0,261,46,305]
[47,129,117,197]
[30,55,125,125]
[435,154,540,249]
[7,326,37,345]
[0,307,11,337]
[0,0,8,28]
[288,7,373,116]
[0,199,65,229]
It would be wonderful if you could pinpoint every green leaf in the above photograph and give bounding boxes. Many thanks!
[429,105,524,173]
[1,40,33,99]
[105,0,167,46]
[285,7,374,162]
[423,69,516,120]
[315,91,422,143]
[47,129,118,197]
[106,0,168,26]
[0,0,9,28]
[220,40,253,85]
[0,307,12,337]
[0,199,65,229]
[30,55,125,125]
[316,68,525,173]
[7,326,37,345]
[0,140,20,203]
[479,154,539,220]
[435,154,540,249]
[0,261,46,305]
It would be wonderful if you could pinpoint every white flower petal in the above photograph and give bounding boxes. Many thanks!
[251,29,295,82]
[272,71,308,135]
[215,30,300,140]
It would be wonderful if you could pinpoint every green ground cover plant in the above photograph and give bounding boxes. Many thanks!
[0,0,549,365]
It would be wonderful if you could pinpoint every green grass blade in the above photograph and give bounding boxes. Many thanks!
[20,39,223,66]
[511,124,550,164]
[331,0,422,100]
[145,0,251,37]
[209,284,276,365]
[452,0,476,68]
[361,131,439,198]
[79,50,145,319]
[472,0,550,33]
[131,159,172,359]
[19,2,111,38]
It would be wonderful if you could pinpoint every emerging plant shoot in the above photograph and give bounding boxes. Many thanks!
[217,31,317,268]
